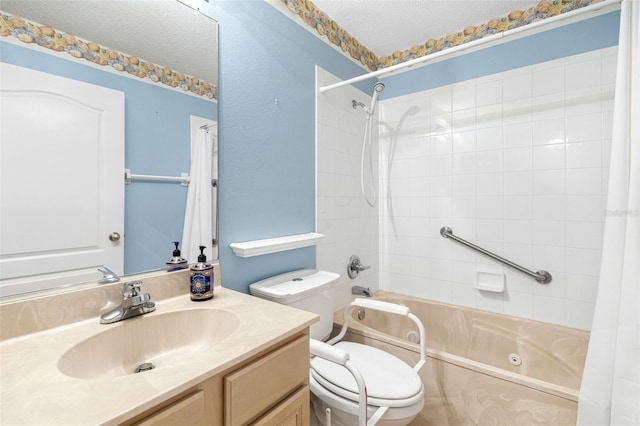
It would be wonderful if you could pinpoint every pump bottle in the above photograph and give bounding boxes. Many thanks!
[190,245,213,301]
[166,241,188,271]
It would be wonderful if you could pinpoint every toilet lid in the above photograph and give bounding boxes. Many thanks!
[310,342,422,400]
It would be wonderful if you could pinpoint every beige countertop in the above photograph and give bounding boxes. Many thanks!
[0,285,317,425]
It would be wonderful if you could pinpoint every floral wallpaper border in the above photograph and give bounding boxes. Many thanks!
[280,0,606,71]
[0,12,217,100]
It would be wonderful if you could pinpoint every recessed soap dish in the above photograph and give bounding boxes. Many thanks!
[475,269,505,293]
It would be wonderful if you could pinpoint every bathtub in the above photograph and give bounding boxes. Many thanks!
[333,291,590,425]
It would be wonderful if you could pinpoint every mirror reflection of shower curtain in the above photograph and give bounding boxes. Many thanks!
[182,127,215,264]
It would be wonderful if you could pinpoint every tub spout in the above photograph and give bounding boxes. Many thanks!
[352,285,372,297]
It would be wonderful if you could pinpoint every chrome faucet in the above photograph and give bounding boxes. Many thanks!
[347,255,371,279]
[97,266,120,284]
[352,285,372,297]
[100,281,156,324]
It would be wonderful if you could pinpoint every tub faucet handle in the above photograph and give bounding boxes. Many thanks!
[347,255,370,279]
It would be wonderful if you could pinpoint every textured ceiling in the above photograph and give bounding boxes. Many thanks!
[312,0,541,56]
[1,0,218,83]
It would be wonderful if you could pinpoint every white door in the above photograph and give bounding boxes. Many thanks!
[0,62,124,295]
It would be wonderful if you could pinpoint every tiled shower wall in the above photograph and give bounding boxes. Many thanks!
[316,67,379,311]
[378,46,617,330]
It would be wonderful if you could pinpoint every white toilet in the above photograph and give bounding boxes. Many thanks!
[250,269,425,426]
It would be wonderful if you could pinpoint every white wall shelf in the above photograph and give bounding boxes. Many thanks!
[229,232,324,258]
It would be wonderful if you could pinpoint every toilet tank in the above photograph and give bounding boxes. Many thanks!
[249,269,340,341]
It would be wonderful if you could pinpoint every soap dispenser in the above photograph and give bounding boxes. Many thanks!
[190,245,213,301]
[166,241,188,271]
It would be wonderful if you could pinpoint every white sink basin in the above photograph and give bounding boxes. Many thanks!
[57,308,239,379]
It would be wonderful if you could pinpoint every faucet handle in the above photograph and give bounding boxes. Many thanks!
[128,292,151,307]
[122,280,143,298]
[347,255,371,279]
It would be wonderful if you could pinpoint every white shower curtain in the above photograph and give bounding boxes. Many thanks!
[182,127,215,264]
[577,0,640,424]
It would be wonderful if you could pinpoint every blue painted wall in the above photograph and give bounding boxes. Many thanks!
[380,11,620,99]
[212,1,374,292]
[0,41,216,274]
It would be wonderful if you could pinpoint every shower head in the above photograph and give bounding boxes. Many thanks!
[367,82,385,115]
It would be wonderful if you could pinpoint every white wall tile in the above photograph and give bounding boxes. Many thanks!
[566,195,603,221]
[533,118,565,145]
[477,80,502,107]
[504,122,533,148]
[533,196,566,221]
[477,196,503,220]
[504,196,532,220]
[532,66,565,97]
[566,300,595,330]
[453,85,476,111]
[367,48,613,330]
[477,173,504,196]
[533,220,565,247]
[477,126,503,151]
[533,170,565,195]
[533,144,565,170]
[566,168,603,195]
[453,153,478,176]
[566,113,603,142]
[477,150,503,173]
[566,221,603,249]
[533,295,565,324]
[566,140,602,168]
[503,147,533,172]
[504,290,533,319]
[565,58,602,91]
[503,72,532,102]
[504,220,532,244]
[504,171,532,195]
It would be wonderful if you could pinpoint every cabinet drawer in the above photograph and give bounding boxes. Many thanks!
[224,335,309,426]
[253,385,310,426]
[134,390,205,426]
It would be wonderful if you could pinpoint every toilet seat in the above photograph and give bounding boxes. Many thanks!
[310,341,423,407]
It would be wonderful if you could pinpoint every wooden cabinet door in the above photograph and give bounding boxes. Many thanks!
[224,336,309,426]
[253,386,310,426]
[134,391,205,426]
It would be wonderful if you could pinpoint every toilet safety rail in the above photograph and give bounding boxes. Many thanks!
[440,226,552,284]
[311,299,427,426]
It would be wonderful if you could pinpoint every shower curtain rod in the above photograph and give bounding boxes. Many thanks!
[319,0,622,93]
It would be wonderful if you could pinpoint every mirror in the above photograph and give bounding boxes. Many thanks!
[0,0,218,298]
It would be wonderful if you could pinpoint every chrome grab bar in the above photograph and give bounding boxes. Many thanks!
[440,226,552,284]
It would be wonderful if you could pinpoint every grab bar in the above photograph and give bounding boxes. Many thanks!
[440,226,552,284]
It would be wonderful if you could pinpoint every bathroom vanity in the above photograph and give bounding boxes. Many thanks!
[125,332,310,425]
[0,268,316,425]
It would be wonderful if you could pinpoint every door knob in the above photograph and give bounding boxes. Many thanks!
[109,232,121,242]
